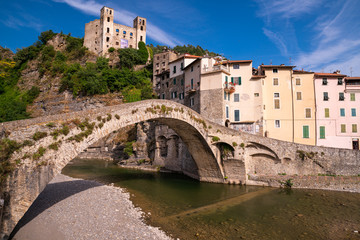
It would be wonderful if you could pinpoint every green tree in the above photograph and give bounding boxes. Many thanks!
[118,48,142,69]
[38,30,56,45]
[138,41,148,64]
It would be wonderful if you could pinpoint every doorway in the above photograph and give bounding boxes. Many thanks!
[353,139,359,150]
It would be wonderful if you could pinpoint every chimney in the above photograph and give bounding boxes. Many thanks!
[334,70,341,74]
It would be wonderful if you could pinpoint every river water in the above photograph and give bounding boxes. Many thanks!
[62,158,360,240]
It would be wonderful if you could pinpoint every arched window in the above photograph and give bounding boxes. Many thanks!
[107,17,110,22]
[130,32,133,36]
[142,20,145,25]
[140,26,143,31]
[106,37,109,42]
[123,31,126,34]
[110,10,112,15]
[140,36,143,41]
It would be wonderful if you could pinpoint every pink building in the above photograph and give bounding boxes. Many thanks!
[315,72,360,150]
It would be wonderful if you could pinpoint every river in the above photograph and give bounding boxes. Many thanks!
[62,158,360,240]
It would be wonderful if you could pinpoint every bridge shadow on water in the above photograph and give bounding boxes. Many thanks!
[9,179,102,240]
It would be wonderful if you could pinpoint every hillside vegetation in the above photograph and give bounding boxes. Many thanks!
[0,30,153,123]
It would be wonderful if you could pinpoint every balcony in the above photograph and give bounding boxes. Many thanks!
[202,65,230,74]
[345,78,360,92]
[224,82,235,94]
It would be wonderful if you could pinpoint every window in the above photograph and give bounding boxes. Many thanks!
[351,93,356,101]
[273,69,278,73]
[123,31,126,34]
[325,108,330,118]
[156,63,159,68]
[228,93,230,101]
[233,64,239,69]
[190,97,194,106]
[341,124,346,133]
[234,110,240,121]
[162,93,165,99]
[234,94,239,102]
[323,92,329,101]
[181,63,184,70]
[141,26,143,31]
[157,56,159,60]
[162,62,165,66]
[340,108,345,117]
[116,41,119,46]
[339,92,345,101]
[273,78,279,85]
[305,108,311,118]
[110,10,112,14]
[166,82,168,88]
[320,126,325,139]
[254,93,259,97]
[173,78,176,85]
[338,78,343,85]
[181,79,184,86]
[322,78,328,85]
[226,106,229,118]
[352,124,358,133]
[107,27,110,33]
[116,29,119,32]
[274,99,280,109]
[225,76,228,83]
[130,32,133,36]
[191,79,194,89]
[142,20,145,25]
[275,120,280,128]
[106,37,110,42]
[296,78,301,85]
[107,17,110,22]
[140,36,143,41]
[173,66,176,74]
[224,91,227,100]
[296,92,302,100]
[191,66,193,72]
[351,108,356,117]
[303,126,309,138]
[274,93,280,98]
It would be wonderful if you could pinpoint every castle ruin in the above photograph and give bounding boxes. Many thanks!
[84,6,146,55]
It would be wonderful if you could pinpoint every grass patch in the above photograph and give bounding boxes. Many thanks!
[46,122,56,128]
[212,136,220,142]
[32,147,46,160]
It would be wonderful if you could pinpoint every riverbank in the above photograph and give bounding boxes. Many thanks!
[248,174,360,193]
[11,174,172,240]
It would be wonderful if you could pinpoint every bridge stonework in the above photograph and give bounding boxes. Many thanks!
[1,99,360,237]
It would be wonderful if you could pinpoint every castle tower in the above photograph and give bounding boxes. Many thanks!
[100,6,114,55]
[133,16,147,49]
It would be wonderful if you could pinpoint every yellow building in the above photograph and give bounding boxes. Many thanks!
[259,65,316,145]
[292,70,316,145]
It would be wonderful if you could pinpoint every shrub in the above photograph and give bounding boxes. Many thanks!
[108,47,115,53]
[115,114,120,120]
[46,122,56,128]
[49,142,60,151]
[212,136,220,142]
[232,142,238,147]
[124,141,134,156]
[32,147,46,160]
[32,131,48,141]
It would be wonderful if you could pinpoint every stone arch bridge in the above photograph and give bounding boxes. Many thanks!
[1,99,359,237]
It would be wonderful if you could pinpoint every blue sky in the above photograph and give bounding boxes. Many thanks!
[1,0,360,76]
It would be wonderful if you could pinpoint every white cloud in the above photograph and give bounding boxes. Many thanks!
[263,28,288,55]
[256,0,322,19]
[1,15,42,31]
[53,0,182,47]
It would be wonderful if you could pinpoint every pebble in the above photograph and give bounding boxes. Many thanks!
[13,174,172,240]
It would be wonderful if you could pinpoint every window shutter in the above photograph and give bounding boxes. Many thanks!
[325,108,329,118]
[303,126,309,138]
[231,77,234,84]
[239,77,242,85]
[320,126,325,139]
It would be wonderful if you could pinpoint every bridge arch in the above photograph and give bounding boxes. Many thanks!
[1,100,226,235]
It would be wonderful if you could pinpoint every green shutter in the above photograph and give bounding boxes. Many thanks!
[303,126,309,138]
[231,77,234,83]
[320,126,325,139]
[239,77,241,85]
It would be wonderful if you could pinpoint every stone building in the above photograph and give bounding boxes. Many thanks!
[84,6,146,55]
